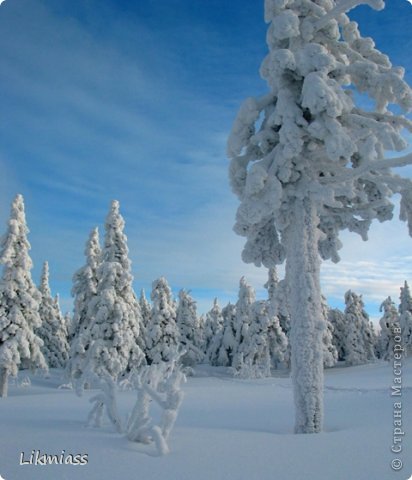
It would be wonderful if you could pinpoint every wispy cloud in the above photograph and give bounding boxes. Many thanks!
[0,0,411,318]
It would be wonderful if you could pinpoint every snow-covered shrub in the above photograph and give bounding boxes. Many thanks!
[127,355,186,456]
[87,373,123,434]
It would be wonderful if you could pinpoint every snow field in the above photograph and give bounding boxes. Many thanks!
[0,359,410,480]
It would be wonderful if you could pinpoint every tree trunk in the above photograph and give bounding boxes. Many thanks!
[285,197,325,433]
[0,367,9,398]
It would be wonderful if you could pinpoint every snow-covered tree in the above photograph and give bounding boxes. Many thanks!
[267,310,288,370]
[344,290,377,366]
[328,307,347,362]
[227,0,412,433]
[0,195,48,397]
[176,289,203,366]
[138,289,151,357]
[264,267,290,334]
[378,297,400,361]
[66,227,101,387]
[65,312,75,343]
[232,277,256,370]
[321,296,338,368]
[36,262,69,368]
[204,298,224,362]
[211,302,237,367]
[83,201,144,383]
[399,281,412,355]
[234,301,272,378]
[139,289,151,330]
[146,277,179,364]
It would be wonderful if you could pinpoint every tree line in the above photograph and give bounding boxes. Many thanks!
[1,195,411,399]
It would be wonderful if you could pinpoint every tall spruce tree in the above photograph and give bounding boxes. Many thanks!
[214,302,237,367]
[344,290,377,366]
[37,262,69,368]
[328,307,346,362]
[0,195,48,397]
[83,201,144,382]
[67,227,101,388]
[321,296,338,368]
[176,289,203,366]
[228,0,412,432]
[232,277,256,371]
[146,277,179,364]
[204,298,224,361]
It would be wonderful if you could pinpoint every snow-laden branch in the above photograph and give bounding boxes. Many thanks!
[351,109,412,132]
[314,0,384,31]
[320,153,412,185]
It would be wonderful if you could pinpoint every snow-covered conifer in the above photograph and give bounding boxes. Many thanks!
[204,298,224,357]
[0,195,48,397]
[234,301,271,378]
[328,308,346,362]
[176,289,203,366]
[83,201,144,382]
[146,277,179,364]
[378,297,400,361]
[399,281,412,355]
[227,0,412,432]
[67,227,101,386]
[265,267,290,335]
[344,290,377,366]
[267,309,288,370]
[65,312,74,342]
[212,303,237,367]
[232,277,256,370]
[321,296,338,368]
[139,289,151,330]
[36,262,69,368]
[138,289,151,357]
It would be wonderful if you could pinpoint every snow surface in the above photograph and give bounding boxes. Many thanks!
[0,360,411,480]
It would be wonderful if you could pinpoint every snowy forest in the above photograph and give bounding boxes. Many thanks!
[0,193,412,445]
[1,0,412,478]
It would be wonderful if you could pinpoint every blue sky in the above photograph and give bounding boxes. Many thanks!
[0,0,412,319]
